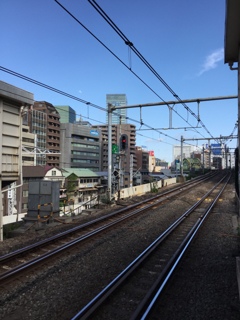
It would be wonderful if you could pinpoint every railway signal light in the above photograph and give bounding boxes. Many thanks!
[120,134,128,151]
[113,169,119,179]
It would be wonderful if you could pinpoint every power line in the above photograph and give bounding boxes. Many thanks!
[2,66,233,160]
[0,66,105,112]
[0,66,184,145]
[86,0,215,139]
[53,0,208,139]
[1,65,235,152]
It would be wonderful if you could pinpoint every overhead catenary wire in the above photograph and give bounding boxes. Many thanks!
[1,65,232,158]
[86,0,215,140]
[53,0,208,140]
[1,76,182,153]
[1,2,235,151]
[0,66,187,147]
[223,121,238,143]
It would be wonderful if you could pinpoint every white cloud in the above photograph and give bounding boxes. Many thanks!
[198,48,224,76]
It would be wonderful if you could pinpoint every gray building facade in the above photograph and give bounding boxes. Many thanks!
[55,105,76,124]
[60,123,101,171]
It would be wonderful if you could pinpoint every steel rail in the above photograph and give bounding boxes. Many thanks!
[0,173,220,283]
[133,172,231,320]
[0,171,216,264]
[70,172,230,320]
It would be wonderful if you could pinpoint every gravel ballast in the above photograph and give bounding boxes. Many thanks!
[150,180,240,319]
[0,179,240,320]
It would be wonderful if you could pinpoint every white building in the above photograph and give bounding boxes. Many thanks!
[173,145,196,160]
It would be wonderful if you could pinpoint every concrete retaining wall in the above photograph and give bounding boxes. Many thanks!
[115,177,177,200]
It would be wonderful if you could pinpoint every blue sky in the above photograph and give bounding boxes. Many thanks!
[0,0,237,163]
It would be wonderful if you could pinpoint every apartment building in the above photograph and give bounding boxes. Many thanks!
[32,101,61,167]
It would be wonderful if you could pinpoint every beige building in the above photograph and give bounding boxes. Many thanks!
[22,125,35,166]
[0,81,34,237]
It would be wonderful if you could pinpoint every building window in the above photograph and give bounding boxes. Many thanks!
[52,170,56,176]
[22,203,28,210]
[22,190,28,197]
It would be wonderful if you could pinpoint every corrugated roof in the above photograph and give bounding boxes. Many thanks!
[62,168,99,178]
[23,166,45,178]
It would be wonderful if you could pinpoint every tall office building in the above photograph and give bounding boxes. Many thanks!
[106,94,127,124]
[173,145,196,160]
[55,105,76,123]
[60,122,101,171]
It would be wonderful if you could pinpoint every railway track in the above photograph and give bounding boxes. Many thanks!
[70,171,231,320]
[0,172,217,285]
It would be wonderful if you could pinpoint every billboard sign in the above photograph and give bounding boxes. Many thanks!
[90,130,99,136]
[211,144,222,155]
[112,144,119,154]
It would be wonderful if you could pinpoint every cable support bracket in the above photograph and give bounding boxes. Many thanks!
[125,40,133,47]
[197,100,201,123]
[139,106,144,129]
